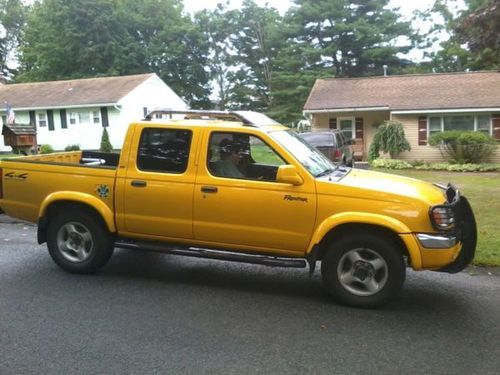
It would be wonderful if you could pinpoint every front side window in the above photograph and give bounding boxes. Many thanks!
[477,115,490,134]
[338,118,354,140]
[271,130,335,177]
[79,111,90,124]
[429,114,491,136]
[37,112,47,127]
[443,115,474,131]
[137,128,192,173]
[208,132,285,181]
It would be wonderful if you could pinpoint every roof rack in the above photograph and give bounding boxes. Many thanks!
[143,109,255,126]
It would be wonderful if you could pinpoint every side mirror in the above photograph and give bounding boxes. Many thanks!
[276,165,304,185]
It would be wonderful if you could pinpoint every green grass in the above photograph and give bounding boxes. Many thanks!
[0,154,16,160]
[374,168,500,267]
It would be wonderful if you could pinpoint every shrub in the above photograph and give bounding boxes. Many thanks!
[39,144,54,154]
[370,158,500,172]
[428,131,496,164]
[368,120,411,161]
[100,128,113,152]
[369,158,413,169]
[64,144,80,151]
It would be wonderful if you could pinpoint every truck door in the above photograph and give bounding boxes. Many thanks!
[121,125,197,239]
[193,130,316,253]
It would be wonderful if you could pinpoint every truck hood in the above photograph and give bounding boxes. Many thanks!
[317,168,446,206]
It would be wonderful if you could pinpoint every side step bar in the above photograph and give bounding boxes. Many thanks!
[114,240,307,269]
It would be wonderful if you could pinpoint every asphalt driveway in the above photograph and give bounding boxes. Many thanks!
[0,218,499,374]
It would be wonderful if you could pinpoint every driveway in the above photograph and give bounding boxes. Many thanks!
[0,218,499,374]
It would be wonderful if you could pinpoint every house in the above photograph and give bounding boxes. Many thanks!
[0,73,187,151]
[303,71,500,162]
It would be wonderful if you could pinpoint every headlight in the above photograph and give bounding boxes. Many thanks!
[430,205,455,230]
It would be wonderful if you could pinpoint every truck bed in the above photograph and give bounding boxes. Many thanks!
[4,150,120,168]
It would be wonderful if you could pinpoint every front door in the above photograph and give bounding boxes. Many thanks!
[193,130,316,254]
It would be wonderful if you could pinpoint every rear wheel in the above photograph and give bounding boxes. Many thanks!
[47,210,114,274]
[321,234,405,308]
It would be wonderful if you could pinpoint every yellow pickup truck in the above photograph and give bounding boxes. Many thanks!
[0,110,476,308]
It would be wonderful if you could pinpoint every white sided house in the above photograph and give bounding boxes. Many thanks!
[0,73,187,151]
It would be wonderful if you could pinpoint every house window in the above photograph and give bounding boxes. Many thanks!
[69,112,78,125]
[79,111,90,124]
[38,112,47,127]
[338,117,355,140]
[93,110,100,124]
[428,114,492,136]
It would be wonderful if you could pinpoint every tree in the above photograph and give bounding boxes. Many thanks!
[17,0,211,107]
[368,121,411,160]
[0,0,26,77]
[454,0,499,69]
[228,1,285,111]
[100,127,112,152]
[286,0,415,78]
[416,0,499,72]
[18,0,127,81]
[117,0,211,108]
[195,3,238,110]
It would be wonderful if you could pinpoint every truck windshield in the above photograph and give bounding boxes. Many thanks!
[270,130,336,177]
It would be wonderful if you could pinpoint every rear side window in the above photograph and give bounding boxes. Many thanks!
[137,128,192,173]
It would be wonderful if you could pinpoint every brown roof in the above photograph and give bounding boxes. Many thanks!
[0,73,155,109]
[304,71,500,111]
[2,123,36,136]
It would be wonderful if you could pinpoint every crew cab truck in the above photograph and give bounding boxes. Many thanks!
[0,110,477,308]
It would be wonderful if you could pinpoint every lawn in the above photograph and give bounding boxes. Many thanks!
[373,168,500,267]
[0,154,16,160]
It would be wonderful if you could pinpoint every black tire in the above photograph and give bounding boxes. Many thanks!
[321,234,405,308]
[47,210,114,274]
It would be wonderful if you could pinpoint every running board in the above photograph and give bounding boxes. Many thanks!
[114,240,307,268]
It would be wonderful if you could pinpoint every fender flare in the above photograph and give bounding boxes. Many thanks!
[38,191,116,233]
[307,212,422,269]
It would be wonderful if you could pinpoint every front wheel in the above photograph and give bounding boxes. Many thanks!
[321,234,405,308]
[47,210,114,274]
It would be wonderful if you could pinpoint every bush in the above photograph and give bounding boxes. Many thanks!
[368,120,411,161]
[100,128,113,152]
[370,158,500,172]
[64,144,80,151]
[39,144,54,154]
[428,131,496,164]
[369,158,413,169]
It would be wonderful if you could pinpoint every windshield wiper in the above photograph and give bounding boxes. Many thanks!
[315,168,336,178]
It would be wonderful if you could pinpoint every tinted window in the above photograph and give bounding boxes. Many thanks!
[137,128,192,173]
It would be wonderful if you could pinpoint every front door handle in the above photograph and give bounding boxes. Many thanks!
[201,186,218,193]
[131,180,147,187]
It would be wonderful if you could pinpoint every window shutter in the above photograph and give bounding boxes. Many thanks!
[100,107,109,128]
[355,117,364,140]
[47,110,55,131]
[493,114,500,141]
[60,109,67,129]
[418,116,427,145]
[29,111,36,127]
[329,118,337,130]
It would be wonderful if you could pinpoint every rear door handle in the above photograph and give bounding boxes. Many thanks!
[131,180,147,187]
[201,186,218,193]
